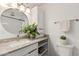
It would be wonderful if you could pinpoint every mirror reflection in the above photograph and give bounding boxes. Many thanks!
[1,8,28,34]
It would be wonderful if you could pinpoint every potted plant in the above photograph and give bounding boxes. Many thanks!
[21,23,40,39]
[60,35,67,45]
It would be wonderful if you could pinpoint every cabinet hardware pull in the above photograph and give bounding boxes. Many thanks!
[28,49,37,54]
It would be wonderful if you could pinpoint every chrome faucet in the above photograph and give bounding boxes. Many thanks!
[16,30,22,40]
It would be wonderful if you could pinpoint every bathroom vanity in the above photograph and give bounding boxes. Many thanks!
[0,36,48,56]
[0,4,47,56]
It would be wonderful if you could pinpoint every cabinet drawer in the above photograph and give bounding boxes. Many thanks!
[5,43,38,56]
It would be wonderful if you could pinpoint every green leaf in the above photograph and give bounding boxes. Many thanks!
[21,23,40,38]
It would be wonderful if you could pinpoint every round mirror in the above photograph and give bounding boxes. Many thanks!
[0,8,28,34]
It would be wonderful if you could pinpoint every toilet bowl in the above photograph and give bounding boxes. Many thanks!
[57,43,74,56]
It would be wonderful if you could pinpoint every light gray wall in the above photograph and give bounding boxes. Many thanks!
[42,3,79,56]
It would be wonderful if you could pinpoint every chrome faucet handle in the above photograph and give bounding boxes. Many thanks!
[17,34,19,38]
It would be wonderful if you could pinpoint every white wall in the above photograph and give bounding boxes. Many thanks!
[42,3,79,56]
[31,6,38,25]
[31,6,45,34]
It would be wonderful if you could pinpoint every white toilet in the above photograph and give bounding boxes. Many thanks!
[57,43,74,56]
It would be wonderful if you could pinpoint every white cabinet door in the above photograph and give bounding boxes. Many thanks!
[5,43,38,56]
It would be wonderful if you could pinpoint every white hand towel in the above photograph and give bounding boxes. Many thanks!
[60,20,70,32]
